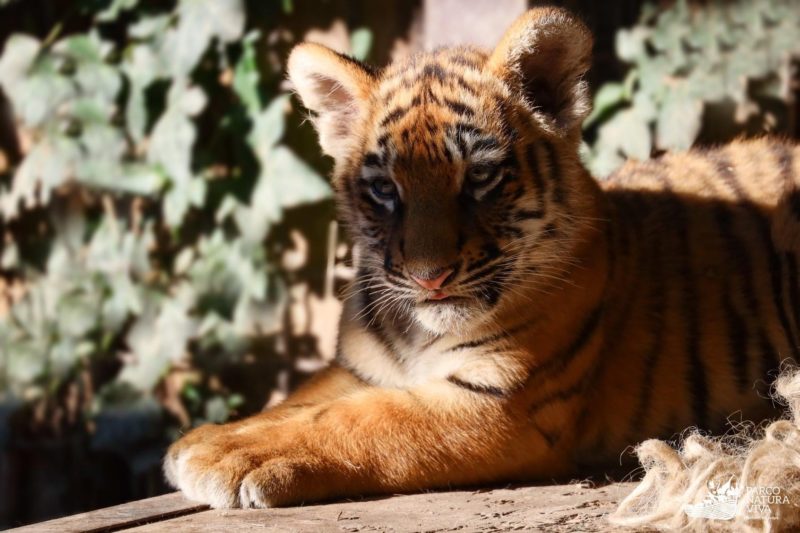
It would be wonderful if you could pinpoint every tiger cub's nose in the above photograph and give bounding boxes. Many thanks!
[410,268,454,290]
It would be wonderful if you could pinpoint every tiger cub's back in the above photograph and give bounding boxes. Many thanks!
[580,138,800,457]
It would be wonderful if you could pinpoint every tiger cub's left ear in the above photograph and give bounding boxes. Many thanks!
[487,7,593,134]
[287,43,376,162]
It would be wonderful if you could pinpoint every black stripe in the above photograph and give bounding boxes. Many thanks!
[425,86,441,106]
[312,406,330,423]
[672,198,709,430]
[789,190,800,220]
[443,98,474,117]
[525,303,604,385]
[767,244,798,365]
[772,142,794,191]
[454,122,483,137]
[531,421,557,447]
[757,329,780,387]
[512,209,545,221]
[465,244,502,272]
[528,375,586,415]
[448,53,482,70]
[453,75,478,96]
[447,376,507,398]
[525,143,547,213]
[540,222,558,239]
[494,96,517,142]
[419,334,442,351]
[331,50,377,76]
[471,137,500,153]
[363,152,382,168]
[444,322,527,352]
[477,265,510,307]
[460,260,503,286]
[421,63,447,82]
[786,252,800,343]
[376,133,391,150]
[723,292,750,391]
[628,199,666,436]
[443,142,454,164]
[750,205,800,365]
[496,225,523,239]
[710,152,746,200]
[358,274,400,360]
[714,204,758,393]
[380,106,410,127]
[542,141,565,205]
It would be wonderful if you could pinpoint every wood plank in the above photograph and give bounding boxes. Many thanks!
[7,492,208,533]
[125,482,636,533]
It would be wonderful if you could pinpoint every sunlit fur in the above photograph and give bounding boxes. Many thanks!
[164,8,800,509]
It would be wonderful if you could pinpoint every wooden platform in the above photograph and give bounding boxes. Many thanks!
[8,482,636,532]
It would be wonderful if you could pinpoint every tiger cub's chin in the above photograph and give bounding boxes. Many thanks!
[413,299,494,336]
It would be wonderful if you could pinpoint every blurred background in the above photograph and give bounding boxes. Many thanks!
[0,0,798,527]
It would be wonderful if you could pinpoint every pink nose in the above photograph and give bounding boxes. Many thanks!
[411,268,454,290]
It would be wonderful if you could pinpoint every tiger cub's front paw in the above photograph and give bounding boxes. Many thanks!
[163,422,332,508]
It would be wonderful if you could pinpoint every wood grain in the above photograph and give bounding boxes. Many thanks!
[131,483,635,533]
[7,492,207,533]
[10,483,636,532]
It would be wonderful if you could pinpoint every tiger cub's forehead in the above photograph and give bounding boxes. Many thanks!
[363,48,515,189]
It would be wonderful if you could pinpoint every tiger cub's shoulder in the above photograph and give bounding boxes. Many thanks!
[602,137,799,206]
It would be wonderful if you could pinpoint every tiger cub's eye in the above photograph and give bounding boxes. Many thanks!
[370,178,397,200]
[466,165,499,184]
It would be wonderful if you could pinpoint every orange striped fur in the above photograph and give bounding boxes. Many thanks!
[164,8,799,507]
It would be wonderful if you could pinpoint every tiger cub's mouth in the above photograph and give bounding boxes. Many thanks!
[427,290,450,301]
[419,293,469,304]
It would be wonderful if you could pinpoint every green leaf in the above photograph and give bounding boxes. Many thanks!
[0,34,41,94]
[1,135,80,219]
[57,291,99,337]
[250,94,290,152]
[119,298,195,392]
[56,32,121,103]
[615,27,649,62]
[166,0,246,76]
[349,28,373,61]
[0,37,72,127]
[122,42,164,142]
[1,238,19,269]
[656,92,703,151]
[147,82,207,226]
[233,31,262,113]
[235,146,330,243]
[204,396,229,423]
[96,0,139,22]
[5,340,47,385]
[584,82,626,129]
[593,107,652,166]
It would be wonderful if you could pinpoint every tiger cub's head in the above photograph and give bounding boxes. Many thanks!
[288,8,598,335]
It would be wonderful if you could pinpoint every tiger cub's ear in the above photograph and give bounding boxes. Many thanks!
[487,8,593,134]
[287,43,375,162]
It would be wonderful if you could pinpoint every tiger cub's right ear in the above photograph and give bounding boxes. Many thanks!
[287,43,375,162]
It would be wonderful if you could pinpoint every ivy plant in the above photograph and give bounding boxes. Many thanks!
[0,0,351,432]
[583,0,800,177]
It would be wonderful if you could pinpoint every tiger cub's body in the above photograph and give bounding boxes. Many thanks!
[164,8,799,508]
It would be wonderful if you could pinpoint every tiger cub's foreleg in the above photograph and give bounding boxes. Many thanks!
[163,366,565,508]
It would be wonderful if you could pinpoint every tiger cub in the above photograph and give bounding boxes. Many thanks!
[164,7,800,508]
